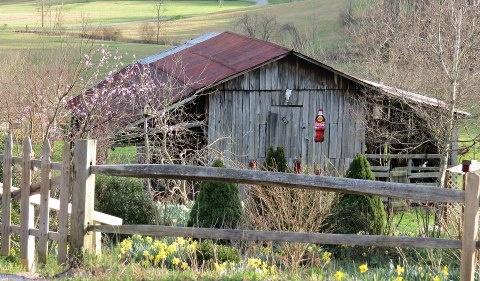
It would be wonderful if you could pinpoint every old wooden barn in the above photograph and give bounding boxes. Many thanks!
[72,32,467,177]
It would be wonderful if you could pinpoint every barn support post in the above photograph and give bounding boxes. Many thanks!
[460,172,480,281]
[70,139,97,263]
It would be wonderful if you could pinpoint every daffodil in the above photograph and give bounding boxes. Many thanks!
[359,263,368,273]
[396,265,405,276]
[334,271,345,280]
[176,237,186,246]
[181,261,189,270]
[248,258,262,269]
[395,277,403,281]
[442,265,448,276]
[145,236,153,244]
[172,257,180,266]
[432,276,441,281]
[322,251,332,264]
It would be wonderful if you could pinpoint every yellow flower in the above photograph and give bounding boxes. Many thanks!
[181,261,189,270]
[248,258,262,269]
[359,263,368,273]
[176,237,186,246]
[442,265,448,276]
[187,240,198,253]
[141,259,150,267]
[432,276,441,281]
[334,271,345,280]
[143,250,150,257]
[307,246,314,253]
[120,247,126,254]
[172,257,181,266]
[145,236,153,244]
[214,262,225,272]
[396,265,405,276]
[322,251,332,264]
[167,243,178,255]
[395,277,403,281]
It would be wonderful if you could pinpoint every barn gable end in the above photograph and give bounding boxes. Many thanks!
[208,54,364,174]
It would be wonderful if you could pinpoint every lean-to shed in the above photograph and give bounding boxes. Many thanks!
[71,32,467,175]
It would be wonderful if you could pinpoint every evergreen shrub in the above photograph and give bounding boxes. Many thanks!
[188,159,242,229]
[329,153,386,235]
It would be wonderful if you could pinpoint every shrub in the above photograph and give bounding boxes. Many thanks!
[188,159,242,229]
[245,146,335,270]
[156,203,191,226]
[262,146,289,172]
[328,153,386,235]
[196,239,240,265]
[95,175,155,226]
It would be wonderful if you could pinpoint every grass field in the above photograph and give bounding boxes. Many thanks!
[0,0,254,29]
[0,0,350,54]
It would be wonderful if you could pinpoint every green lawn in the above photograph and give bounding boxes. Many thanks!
[0,0,254,29]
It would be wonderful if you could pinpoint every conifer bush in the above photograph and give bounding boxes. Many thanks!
[188,159,242,229]
[328,153,386,235]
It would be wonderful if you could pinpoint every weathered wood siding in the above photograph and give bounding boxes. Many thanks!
[208,55,365,175]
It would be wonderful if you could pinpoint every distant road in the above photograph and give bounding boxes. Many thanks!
[254,0,268,6]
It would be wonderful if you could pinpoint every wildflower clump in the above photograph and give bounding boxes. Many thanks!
[116,235,197,269]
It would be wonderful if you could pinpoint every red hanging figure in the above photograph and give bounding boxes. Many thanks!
[314,108,325,142]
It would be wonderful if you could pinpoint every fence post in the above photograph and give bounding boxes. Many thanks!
[20,137,35,271]
[57,142,72,265]
[70,139,96,262]
[1,134,13,256]
[37,139,51,265]
[460,172,480,281]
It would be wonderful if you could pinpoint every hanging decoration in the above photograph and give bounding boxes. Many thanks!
[314,108,326,142]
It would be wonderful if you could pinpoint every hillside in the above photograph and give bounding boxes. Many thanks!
[0,0,351,59]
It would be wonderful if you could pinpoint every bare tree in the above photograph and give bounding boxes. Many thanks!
[346,0,480,185]
[233,13,279,41]
[153,0,167,44]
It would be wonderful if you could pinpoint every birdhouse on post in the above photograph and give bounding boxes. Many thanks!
[314,108,326,142]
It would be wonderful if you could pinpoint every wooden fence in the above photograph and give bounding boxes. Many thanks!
[0,136,122,271]
[365,153,442,184]
[1,137,480,280]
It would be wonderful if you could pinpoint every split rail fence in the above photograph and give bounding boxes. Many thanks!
[1,137,480,281]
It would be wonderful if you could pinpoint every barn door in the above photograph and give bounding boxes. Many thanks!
[266,106,303,166]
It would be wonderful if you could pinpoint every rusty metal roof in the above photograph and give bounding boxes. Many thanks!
[148,31,291,92]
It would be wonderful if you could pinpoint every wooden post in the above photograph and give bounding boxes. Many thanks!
[70,139,96,261]
[460,172,480,281]
[1,134,13,256]
[20,137,35,271]
[92,222,102,255]
[37,139,51,265]
[57,142,71,264]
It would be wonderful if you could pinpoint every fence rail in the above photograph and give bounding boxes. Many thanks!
[88,224,464,249]
[90,164,464,203]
